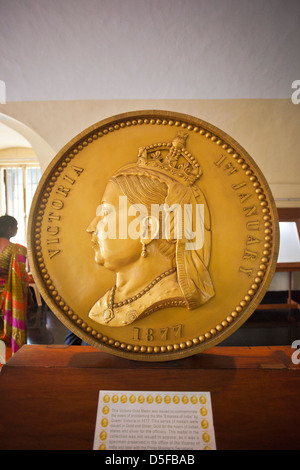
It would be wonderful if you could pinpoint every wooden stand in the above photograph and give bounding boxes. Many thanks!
[0,345,299,450]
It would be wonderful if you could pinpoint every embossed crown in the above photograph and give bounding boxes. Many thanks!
[137,132,202,186]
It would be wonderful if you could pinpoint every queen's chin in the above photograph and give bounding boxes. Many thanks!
[93,248,105,266]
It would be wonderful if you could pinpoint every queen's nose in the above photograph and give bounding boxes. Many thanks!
[86,216,98,234]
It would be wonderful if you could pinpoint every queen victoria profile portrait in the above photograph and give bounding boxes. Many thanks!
[87,132,214,327]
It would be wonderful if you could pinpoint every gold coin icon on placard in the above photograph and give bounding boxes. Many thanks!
[129,394,136,404]
[191,395,198,404]
[28,110,279,361]
[201,419,209,429]
[103,394,110,403]
[147,395,154,404]
[173,395,180,404]
[99,431,107,441]
[155,395,162,404]
[202,432,210,443]
[164,395,171,404]
[102,406,109,415]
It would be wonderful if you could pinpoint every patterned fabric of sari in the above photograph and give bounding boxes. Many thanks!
[0,243,28,353]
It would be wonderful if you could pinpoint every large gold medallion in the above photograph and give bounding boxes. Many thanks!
[28,111,279,361]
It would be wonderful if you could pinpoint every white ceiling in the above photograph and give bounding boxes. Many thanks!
[0,0,299,101]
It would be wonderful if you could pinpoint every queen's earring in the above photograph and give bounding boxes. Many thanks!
[141,241,148,258]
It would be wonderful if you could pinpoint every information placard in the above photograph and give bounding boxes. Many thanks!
[93,390,216,450]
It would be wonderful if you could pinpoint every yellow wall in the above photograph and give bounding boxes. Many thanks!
[0,98,299,207]
[0,147,38,164]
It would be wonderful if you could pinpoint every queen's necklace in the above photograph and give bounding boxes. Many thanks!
[103,267,176,323]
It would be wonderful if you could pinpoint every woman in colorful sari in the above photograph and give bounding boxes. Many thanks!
[0,215,29,353]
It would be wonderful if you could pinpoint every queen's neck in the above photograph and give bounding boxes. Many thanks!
[114,245,174,301]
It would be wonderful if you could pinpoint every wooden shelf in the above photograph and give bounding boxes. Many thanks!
[0,344,299,450]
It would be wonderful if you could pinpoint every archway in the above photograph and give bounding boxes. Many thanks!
[0,113,55,245]
[0,112,55,172]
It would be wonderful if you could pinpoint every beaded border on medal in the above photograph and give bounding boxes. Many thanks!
[33,116,274,355]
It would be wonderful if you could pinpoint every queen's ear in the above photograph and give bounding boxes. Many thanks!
[140,216,159,244]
